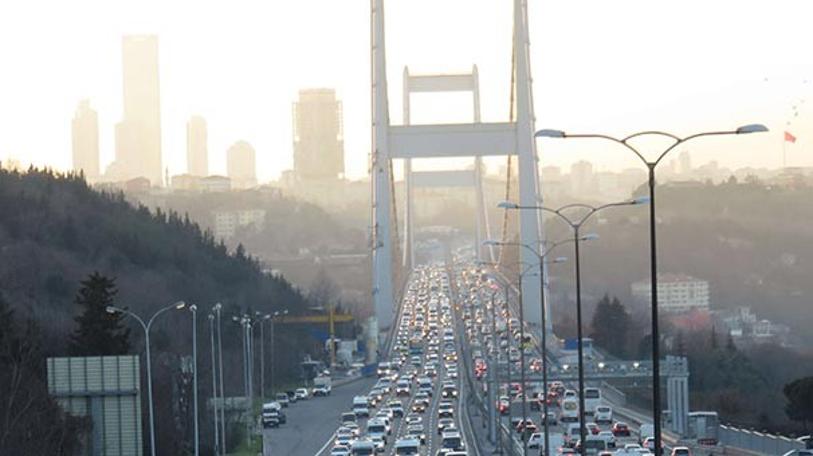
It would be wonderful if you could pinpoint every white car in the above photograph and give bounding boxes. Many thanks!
[528,432,543,449]
[594,405,612,424]
[295,388,310,400]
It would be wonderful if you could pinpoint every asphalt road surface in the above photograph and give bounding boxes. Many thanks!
[261,377,377,456]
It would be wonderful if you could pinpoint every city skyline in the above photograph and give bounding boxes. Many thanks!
[1,0,812,184]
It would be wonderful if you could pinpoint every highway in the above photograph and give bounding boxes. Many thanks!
[312,264,475,456]
[261,377,377,455]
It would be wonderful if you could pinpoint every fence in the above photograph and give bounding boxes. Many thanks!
[720,424,805,455]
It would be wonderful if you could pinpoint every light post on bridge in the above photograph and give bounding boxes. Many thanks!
[485,238,575,456]
[535,124,767,453]
[500,197,648,456]
[256,312,272,401]
[232,314,252,446]
[208,313,220,455]
[269,310,288,395]
[212,303,226,455]
[188,304,200,456]
[106,301,186,456]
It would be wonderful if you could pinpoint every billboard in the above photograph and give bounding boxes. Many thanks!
[47,356,143,456]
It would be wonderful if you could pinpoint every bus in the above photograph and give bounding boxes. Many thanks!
[561,397,580,422]
[687,411,720,445]
[583,387,602,415]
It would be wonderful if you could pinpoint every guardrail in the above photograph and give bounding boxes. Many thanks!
[720,424,806,455]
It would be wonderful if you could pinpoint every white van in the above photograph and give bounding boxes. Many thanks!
[594,405,612,424]
[351,439,376,456]
[583,387,601,415]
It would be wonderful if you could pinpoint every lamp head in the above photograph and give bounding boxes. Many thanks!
[188,304,197,312]
[497,201,519,210]
[631,195,651,205]
[232,316,240,322]
[534,129,566,138]
[283,310,289,315]
[581,233,600,242]
[174,301,186,310]
[263,314,271,320]
[552,256,568,264]
[736,123,769,134]
[482,239,501,247]
[213,303,222,311]
[105,306,118,314]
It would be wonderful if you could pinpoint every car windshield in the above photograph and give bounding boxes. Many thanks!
[442,437,461,448]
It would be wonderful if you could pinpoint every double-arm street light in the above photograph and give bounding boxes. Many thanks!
[500,198,648,456]
[536,124,767,453]
[232,314,253,445]
[107,301,186,456]
[485,238,583,456]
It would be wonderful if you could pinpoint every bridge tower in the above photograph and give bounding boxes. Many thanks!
[371,0,546,333]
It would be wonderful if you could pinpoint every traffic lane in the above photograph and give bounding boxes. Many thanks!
[263,377,378,456]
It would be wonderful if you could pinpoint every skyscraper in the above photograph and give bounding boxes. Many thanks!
[186,115,208,176]
[226,141,257,189]
[71,99,99,181]
[111,35,162,186]
[292,88,344,181]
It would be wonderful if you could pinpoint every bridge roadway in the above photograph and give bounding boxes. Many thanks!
[262,264,477,456]
[454,263,677,455]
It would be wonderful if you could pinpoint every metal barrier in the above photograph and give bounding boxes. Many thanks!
[720,424,805,455]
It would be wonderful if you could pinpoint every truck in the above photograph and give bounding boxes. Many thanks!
[313,375,332,396]
[687,411,720,445]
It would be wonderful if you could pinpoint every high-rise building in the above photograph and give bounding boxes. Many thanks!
[292,88,344,180]
[186,116,208,176]
[71,99,100,181]
[226,141,257,189]
[111,35,162,186]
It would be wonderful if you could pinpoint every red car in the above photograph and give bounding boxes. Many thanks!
[612,422,631,437]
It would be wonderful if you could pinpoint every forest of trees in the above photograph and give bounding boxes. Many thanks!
[0,168,327,454]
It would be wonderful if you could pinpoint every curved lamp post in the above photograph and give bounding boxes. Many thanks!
[536,124,767,453]
[107,301,186,456]
[499,198,648,456]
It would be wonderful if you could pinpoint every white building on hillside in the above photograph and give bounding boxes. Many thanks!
[631,273,710,313]
[212,209,266,240]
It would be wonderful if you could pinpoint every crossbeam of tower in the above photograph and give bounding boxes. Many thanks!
[371,0,548,339]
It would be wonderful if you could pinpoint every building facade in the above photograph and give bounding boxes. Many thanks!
[212,209,266,239]
[292,88,344,181]
[631,273,710,313]
[111,35,163,186]
[186,115,208,177]
[226,141,257,189]
[71,100,100,181]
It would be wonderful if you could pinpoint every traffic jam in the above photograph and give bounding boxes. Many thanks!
[455,264,680,456]
[324,265,470,456]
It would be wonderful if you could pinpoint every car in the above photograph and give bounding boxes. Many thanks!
[405,413,422,425]
[528,432,543,449]
[405,424,427,444]
[612,422,631,437]
[275,393,290,407]
[330,445,351,456]
[286,390,298,403]
[586,422,600,435]
[370,435,386,453]
[437,417,455,434]
[295,387,310,400]
[335,432,355,448]
[412,402,427,413]
[395,437,422,455]
[670,447,692,456]
[389,401,405,417]
[594,405,612,424]
[438,431,465,454]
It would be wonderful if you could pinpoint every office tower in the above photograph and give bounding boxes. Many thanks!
[226,141,257,189]
[570,160,595,196]
[71,99,100,181]
[186,116,208,176]
[112,35,162,186]
[292,88,344,180]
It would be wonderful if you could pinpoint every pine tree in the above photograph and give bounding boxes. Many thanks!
[68,272,131,356]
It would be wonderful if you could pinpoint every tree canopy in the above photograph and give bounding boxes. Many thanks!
[68,272,131,356]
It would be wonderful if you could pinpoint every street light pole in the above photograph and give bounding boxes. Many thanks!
[535,123,767,453]
[257,314,271,401]
[214,303,226,455]
[106,301,186,456]
[208,314,220,455]
[498,199,647,456]
[189,305,199,456]
[488,288,501,452]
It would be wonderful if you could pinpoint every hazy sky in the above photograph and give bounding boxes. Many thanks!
[1,0,812,182]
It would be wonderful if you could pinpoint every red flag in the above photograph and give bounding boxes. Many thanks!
[785,131,797,143]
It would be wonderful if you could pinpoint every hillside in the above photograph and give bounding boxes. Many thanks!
[0,168,321,454]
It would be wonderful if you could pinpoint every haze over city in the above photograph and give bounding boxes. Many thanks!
[2,2,813,456]
[1,0,812,182]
